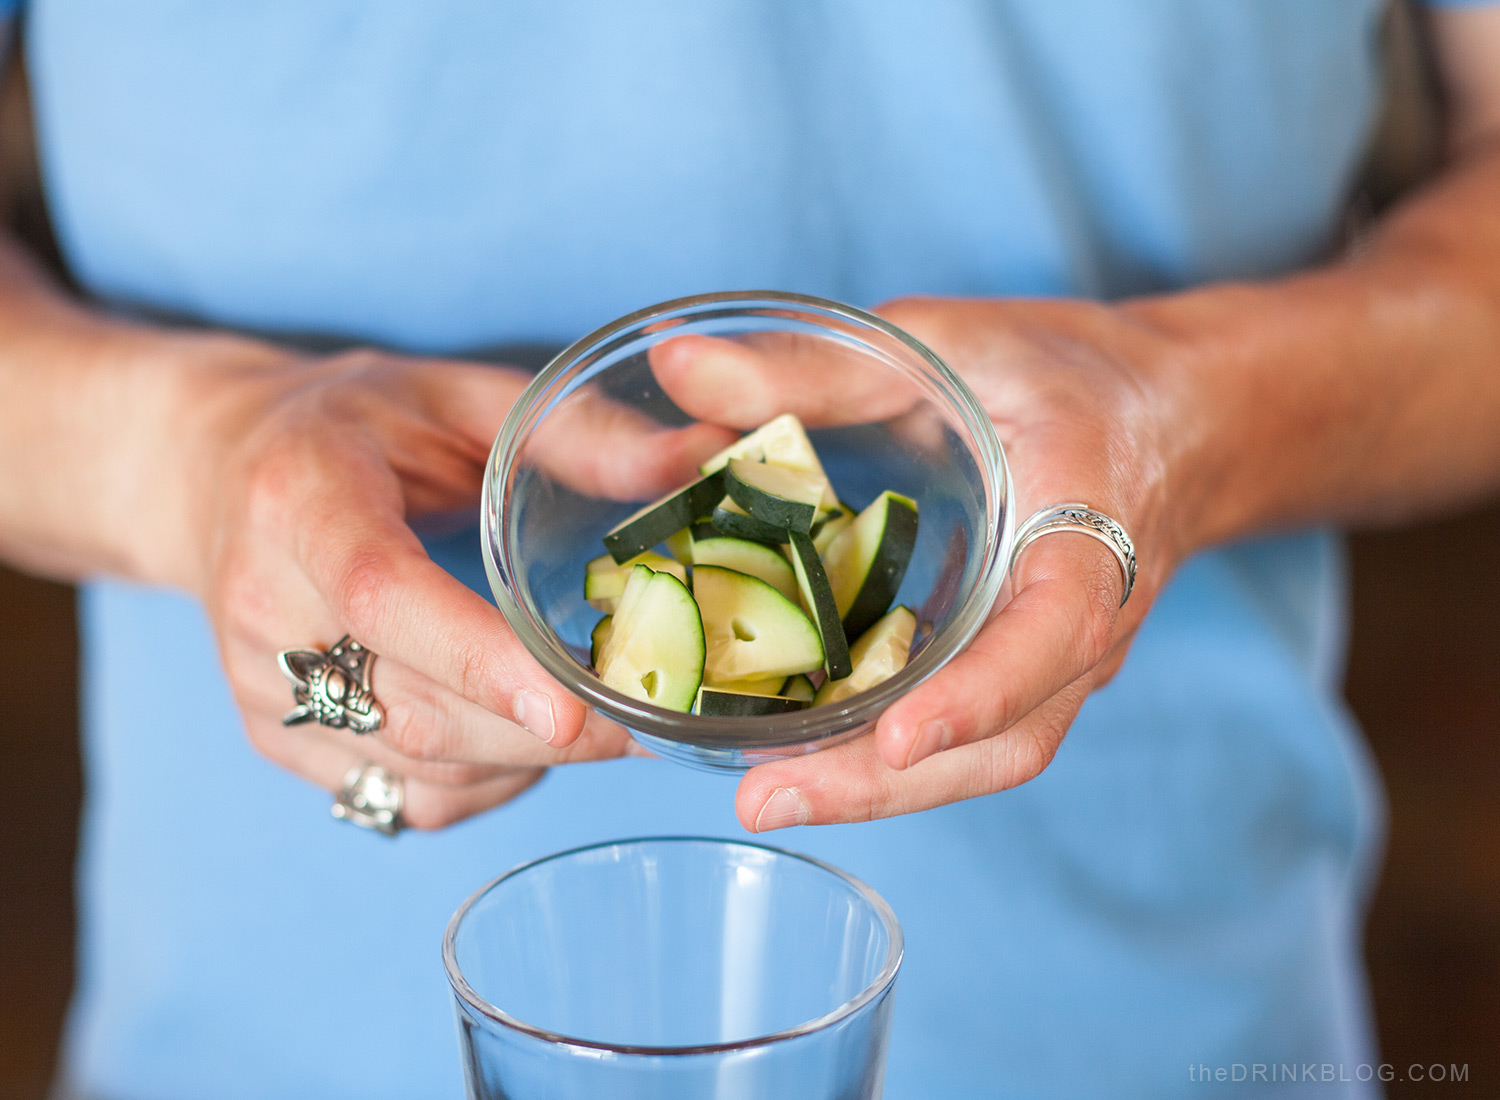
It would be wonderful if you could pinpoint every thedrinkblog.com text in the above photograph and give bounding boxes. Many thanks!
[1189,1064,1469,1085]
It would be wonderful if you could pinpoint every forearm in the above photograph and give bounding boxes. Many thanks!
[0,231,276,584]
[1137,139,1500,555]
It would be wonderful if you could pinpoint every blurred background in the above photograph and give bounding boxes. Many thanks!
[0,4,1496,1097]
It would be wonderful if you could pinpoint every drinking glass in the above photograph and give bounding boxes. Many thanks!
[481,291,1013,771]
[444,837,903,1099]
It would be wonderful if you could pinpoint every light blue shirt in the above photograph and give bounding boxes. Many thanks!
[12,0,1476,1095]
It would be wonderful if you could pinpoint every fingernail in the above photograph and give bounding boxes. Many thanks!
[754,787,810,832]
[514,691,556,744]
[905,718,953,768]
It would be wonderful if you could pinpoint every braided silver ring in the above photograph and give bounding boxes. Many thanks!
[277,635,385,734]
[331,762,405,836]
[1010,502,1137,607]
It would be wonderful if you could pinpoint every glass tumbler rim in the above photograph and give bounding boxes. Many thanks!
[482,289,1014,751]
[441,835,905,1058]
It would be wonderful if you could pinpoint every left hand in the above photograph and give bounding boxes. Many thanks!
[650,296,1189,830]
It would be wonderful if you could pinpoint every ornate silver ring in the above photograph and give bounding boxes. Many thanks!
[1010,502,1138,607]
[331,761,405,836]
[277,635,385,734]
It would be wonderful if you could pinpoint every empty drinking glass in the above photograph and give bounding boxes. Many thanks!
[444,837,903,1099]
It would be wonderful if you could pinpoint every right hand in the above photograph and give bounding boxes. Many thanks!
[134,332,733,829]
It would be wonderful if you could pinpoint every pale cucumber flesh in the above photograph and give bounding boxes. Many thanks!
[698,413,840,510]
[690,536,799,603]
[693,565,824,683]
[597,568,705,712]
[584,551,686,613]
[815,606,917,706]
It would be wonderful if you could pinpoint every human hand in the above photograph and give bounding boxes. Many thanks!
[144,334,732,829]
[648,297,1184,829]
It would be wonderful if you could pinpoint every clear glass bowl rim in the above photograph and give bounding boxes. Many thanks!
[441,835,905,1057]
[482,289,1013,748]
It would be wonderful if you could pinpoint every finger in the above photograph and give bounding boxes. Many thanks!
[648,333,921,429]
[281,441,592,748]
[239,637,631,772]
[406,360,736,500]
[248,718,546,830]
[371,659,633,766]
[873,530,1124,771]
[528,385,737,500]
[735,683,1087,830]
[233,641,518,787]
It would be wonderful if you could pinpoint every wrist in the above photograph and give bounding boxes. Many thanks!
[106,327,300,590]
[1118,277,1340,559]
[0,313,294,588]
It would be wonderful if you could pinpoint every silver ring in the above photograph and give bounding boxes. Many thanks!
[277,635,385,734]
[1010,502,1137,607]
[331,762,405,836]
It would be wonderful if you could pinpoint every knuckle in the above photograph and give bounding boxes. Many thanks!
[982,680,1025,738]
[854,760,904,823]
[322,347,390,384]
[333,546,397,640]
[379,696,450,762]
[240,445,304,532]
[1074,563,1120,668]
[453,639,492,703]
[985,724,1056,793]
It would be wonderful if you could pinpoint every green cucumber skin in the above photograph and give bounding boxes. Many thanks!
[812,511,853,555]
[711,500,787,544]
[694,689,811,717]
[782,674,816,702]
[841,496,919,640]
[589,615,613,667]
[693,564,825,682]
[584,552,685,612]
[690,536,799,603]
[603,473,723,563]
[787,529,852,680]
[597,569,705,712]
[723,462,818,533]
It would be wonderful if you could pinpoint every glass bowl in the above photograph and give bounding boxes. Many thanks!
[481,291,1012,771]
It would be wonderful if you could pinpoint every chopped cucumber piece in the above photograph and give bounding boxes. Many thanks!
[694,687,811,717]
[602,472,723,563]
[723,459,826,533]
[690,536,799,603]
[589,615,613,667]
[814,606,917,706]
[664,528,694,564]
[584,551,686,613]
[707,673,788,694]
[698,413,840,510]
[594,565,654,673]
[585,416,926,716]
[711,496,787,544]
[812,509,853,555]
[823,491,919,640]
[596,566,705,712]
[693,564,824,682]
[786,529,852,680]
[782,674,816,702]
